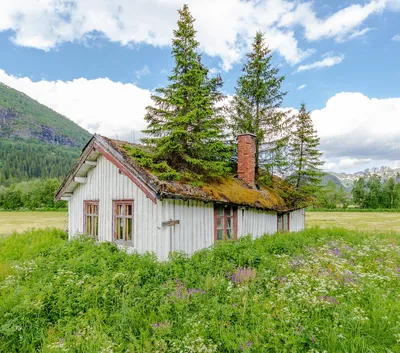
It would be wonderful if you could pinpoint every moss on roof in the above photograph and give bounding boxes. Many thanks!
[103,136,302,211]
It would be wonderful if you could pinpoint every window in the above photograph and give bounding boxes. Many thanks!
[214,205,237,241]
[113,200,133,244]
[277,213,290,232]
[84,201,99,239]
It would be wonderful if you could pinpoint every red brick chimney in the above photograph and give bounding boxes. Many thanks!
[237,133,256,187]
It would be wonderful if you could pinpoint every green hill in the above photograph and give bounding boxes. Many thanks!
[0,82,91,185]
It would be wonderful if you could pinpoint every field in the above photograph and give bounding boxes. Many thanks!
[306,212,400,232]
[1,211,399,235]
[1,227,400,352]
[0,211,67,235]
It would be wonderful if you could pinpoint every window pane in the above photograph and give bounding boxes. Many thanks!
[126,218,132,241]
[226,217,232,229]
[126,204,132,216]
[225,207,233,216]
[93,205,98,214]
[284,214,289,231]
[217,229,223,240]
[94,216,98,237]
[217,217,224,229]
[216,206,224,216]
[117,218,123,240]
[86,216,91,234]
[226,228,233,239]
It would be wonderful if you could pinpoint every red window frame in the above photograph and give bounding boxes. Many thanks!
[277,213,290,232]
[112,199,134,244]
[214,205,238,241]
[83,200,99,239]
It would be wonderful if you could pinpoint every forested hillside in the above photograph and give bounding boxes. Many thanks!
[0,83,91,185]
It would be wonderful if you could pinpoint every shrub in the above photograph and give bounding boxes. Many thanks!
[1,227,400,352]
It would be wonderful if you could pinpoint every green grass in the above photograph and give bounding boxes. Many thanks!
[307,212,400,232]
[1,227,400,352]
[308,208,400,212]
[0,211,67,235]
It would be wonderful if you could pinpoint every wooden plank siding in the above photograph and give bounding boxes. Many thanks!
[289,208,306,232]
[68,154,305,259]
[237,207,277,238]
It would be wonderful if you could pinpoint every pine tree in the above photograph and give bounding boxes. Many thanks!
[288,103,324,194]
[228,31,289,176]
[141,5,231,181]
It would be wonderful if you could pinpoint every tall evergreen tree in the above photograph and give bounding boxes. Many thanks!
[288,103,324,194]
[228,31,289,175]
[141,5,231,180]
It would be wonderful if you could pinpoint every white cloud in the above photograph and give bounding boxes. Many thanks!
[392,33,400,41]
[324,158,373,172]
[2,68,400,172]
[312,92,400,168]
[297,84,307,90]
[136,66,151,79]
[0,69,152,140]
[347,27,374,40]
[0,0,395,71]
[280,0,386,42]
[296,55,344,72]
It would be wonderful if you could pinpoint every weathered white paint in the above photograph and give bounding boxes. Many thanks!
[68,154,305,259]
[289,208,306,232]
[68,155,217,259]
[69,155,168,259]
[74,177,88,184]
[84,160,98,166]
[238,208,277,238]
[162,199,215,255]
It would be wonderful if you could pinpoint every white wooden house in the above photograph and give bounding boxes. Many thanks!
[55,133,305,259]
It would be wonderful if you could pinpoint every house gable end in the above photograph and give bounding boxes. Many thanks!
[55,135,158,204]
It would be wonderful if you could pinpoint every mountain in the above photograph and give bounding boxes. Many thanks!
[0,82,91,185]
[320,173,351,192]
[323,166,400,192]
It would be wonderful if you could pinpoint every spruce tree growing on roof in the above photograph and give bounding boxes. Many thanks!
[141,5,231,181]
[288,103,324,195]
[228,31,291,178]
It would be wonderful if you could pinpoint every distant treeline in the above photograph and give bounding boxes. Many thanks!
[314,176,400,210]
[0,178,66,210]
[0,139,80,186]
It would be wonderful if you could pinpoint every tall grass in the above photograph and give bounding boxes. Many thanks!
[1,227,400,352]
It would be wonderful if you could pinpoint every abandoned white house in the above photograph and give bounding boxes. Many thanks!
[55,133,305,259]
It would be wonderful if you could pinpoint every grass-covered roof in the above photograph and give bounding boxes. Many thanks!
[104,137,302,211]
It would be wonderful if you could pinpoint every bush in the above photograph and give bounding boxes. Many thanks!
[1,227,400,352]
[0,179,66,210]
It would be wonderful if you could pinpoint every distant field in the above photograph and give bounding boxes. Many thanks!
[1,211,399,235]
[0,211,67,235]
[307,211,400,232]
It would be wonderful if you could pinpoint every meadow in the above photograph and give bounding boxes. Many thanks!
[0,211,67,235]
[1,227,400,352]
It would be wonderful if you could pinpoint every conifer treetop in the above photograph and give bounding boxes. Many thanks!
[141,4,231,182]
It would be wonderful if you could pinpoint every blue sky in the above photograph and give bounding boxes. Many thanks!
[0,0,400,172]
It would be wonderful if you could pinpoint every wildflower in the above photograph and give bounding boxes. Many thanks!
[312,335,315,343]
[228,268,256,285]
[247,341,252,347]
[330,247,341,256]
